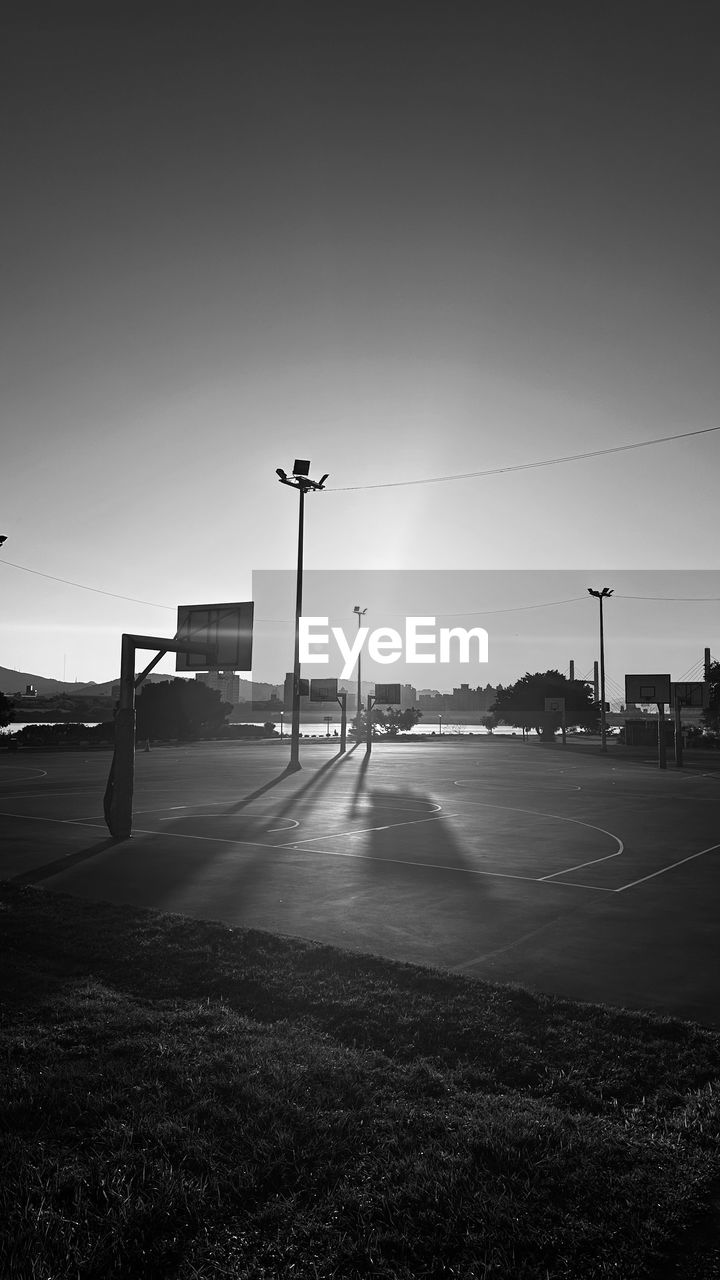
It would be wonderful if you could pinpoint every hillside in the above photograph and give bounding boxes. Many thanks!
[0,667,281,702]
[0,667,90,697]
[0,666,194,698]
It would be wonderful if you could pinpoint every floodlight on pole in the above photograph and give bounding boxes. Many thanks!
[588,587,613,752]
[353,605,367,741]
[277,461,328,771]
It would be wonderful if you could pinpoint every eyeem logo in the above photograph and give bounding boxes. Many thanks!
[300,617,489,679]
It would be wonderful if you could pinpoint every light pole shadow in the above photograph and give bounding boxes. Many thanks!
[225,745,352,817]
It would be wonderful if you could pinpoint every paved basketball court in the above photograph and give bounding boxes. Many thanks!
[2,738,719,1025]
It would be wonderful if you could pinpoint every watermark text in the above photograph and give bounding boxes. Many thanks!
[300,616,488,679]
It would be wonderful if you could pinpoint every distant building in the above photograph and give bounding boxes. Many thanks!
[14,684,39,703]
[195,671,241,707]
[417,683,497,715]
[400,684,416,709]
[449,683,497,712]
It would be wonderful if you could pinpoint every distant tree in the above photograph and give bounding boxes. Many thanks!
[0,693,14,728]
[372,706,423,736]
[701,661,720,733]
[135,679,232,741]
[488,671,599,740]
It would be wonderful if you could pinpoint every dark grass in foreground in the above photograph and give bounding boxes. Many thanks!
[1,884,720,1280]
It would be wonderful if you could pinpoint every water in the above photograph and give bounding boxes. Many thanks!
[1,720,537,740]
[267,720,535,738]
[1,722,101,735]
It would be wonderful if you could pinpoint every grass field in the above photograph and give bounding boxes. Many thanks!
[2,879,720,1279]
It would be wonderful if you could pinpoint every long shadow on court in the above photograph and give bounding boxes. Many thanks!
[52,746,370,916]
[107,747,385,916]
[350,762,477,876]
[328,764,496,960]
[39,751,505,965]
[350,764,484,870]
[13,748,349,891]
[224,743,360,819]
[349,751,371,816]
[227,765,306,811]
[12,837,122,886]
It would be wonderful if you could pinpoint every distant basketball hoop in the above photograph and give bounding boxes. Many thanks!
[670,681,709,709]
[375,683,401,705]
[310,678,338,702]
[624,674,671,770]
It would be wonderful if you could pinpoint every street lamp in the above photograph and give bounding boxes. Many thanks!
[277,461,328,770]
[353,605,367,741]
[588,587,613,753]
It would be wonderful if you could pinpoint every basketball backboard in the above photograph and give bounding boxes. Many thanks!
[310,678,338,702]
[375,683,401,704]
[545,697,565,714]
[670,681,709,709]
[624,674,671,705]
[175,602,254,671]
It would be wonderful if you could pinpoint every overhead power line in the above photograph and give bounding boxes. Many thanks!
[615,594,720,602]
[2,554,718,617]
[259,597,589,624]
[0,559,174,610]
[328,424,720,491]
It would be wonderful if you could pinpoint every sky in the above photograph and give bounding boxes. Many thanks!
[2,2,719,690]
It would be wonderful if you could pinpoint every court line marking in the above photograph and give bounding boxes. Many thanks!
[2,812,111,836]
[156,814,301,832]
[4,805,714,895]
[0,787,182,802]
[615,842,720,892]
[454,915,570,969]
[277,807,445,846]
[448,785,625,876]
[276,843,617,888]
[2,809,611,891]
[0,793,624,883]
[24,797,621,884]
[456,777,583,792]
[0,810,306,851]
[0,767,49,785]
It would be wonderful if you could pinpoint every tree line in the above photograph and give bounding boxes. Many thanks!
[2,663,719,741]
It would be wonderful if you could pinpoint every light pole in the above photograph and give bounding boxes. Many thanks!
[279,709,284,739]
[588,587,613,753]
[277,460,328,770]
[353,605,367,741]
[439,713,443,736]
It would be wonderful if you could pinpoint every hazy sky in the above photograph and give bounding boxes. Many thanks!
[251,570,717,693]
[2,2,719,686]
